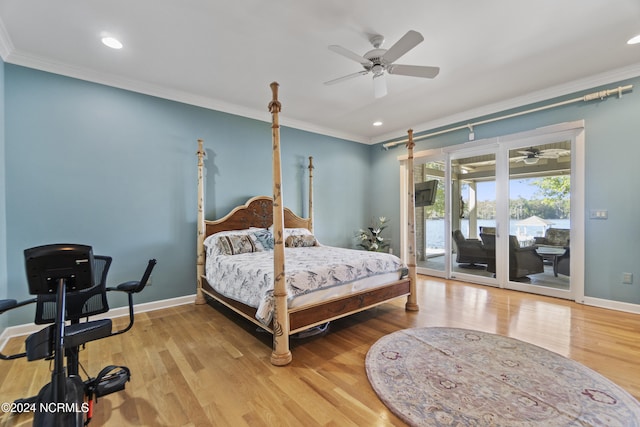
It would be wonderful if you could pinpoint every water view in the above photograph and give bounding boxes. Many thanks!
[425,218,571,251]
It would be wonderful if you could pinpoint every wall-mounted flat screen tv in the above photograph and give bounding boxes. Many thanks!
[415,180,438,207]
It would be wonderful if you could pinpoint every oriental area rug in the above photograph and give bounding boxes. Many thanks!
[365,327,640,426]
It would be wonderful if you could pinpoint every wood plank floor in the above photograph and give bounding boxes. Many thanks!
[1,276,639,426]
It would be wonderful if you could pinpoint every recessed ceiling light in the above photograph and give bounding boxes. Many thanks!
[101,36,123,49]
[373,121,383,126]
[627,34,640,45]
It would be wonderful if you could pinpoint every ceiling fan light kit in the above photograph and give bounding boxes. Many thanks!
[373,73,387,98]
[325,30,440,98]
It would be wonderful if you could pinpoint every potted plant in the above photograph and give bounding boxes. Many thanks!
[356,217,390,252]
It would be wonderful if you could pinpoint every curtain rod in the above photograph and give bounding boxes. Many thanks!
[382,84,633,149]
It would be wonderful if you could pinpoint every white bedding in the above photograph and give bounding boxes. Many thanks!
[204,241,406,325]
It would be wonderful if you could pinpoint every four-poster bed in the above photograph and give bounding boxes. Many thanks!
[195,82,418,365]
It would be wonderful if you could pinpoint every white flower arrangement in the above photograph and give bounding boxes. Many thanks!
[356,217,390,252]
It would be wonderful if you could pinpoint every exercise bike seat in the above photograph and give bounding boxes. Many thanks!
[65,319,112,348]
[25,319,113,361]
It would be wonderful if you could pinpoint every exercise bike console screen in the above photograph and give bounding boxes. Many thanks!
[24,244,95,295]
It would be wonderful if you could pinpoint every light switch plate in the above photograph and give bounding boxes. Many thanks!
[589,209,608,219]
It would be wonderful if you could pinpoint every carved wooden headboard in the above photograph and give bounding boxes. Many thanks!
[204,196,311,237]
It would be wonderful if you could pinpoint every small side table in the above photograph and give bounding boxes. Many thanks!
[535,247,567,277]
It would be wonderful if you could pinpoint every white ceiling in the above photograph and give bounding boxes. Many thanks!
[0,0,639,144]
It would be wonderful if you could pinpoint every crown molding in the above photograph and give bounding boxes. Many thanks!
[3,48,368,144]
[2,34,638,147]
[372,62,640,145]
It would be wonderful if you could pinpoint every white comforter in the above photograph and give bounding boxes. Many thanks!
[205,246,405,324]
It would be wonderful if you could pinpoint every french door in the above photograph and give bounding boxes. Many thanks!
[410,153,447,278]
[448,145,500,287]
[498,124,584,300]
[401,122,584,301]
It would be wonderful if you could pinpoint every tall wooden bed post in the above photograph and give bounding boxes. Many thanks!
[195,138,207,305]
[269,82,292,366]
[308,156,314,233]
[405,129,419,311]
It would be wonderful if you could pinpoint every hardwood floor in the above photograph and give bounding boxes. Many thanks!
[1,276,639,426]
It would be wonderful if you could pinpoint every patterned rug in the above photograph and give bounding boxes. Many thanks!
[366,327,640,426]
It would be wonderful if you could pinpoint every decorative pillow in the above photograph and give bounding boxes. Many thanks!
[268,225,312,237]
[250,228,274,251]
[286,227,312,236]
[217,234,257,255]
[285,234,317,248]
[204,229,254,249]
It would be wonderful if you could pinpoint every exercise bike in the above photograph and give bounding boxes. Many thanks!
[0,244,156,426]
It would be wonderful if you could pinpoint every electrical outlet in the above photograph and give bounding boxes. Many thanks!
[622,272,633,284]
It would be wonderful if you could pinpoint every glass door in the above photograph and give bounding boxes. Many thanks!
[400,122,584,302]
[449,147,500,286]
[414,159,446,276]
[504,139,574,298]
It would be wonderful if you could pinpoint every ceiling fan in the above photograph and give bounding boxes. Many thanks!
[324,30,440,98]
[514,147,570,165]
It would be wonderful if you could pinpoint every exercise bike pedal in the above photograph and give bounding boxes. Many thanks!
[88,365,131,399]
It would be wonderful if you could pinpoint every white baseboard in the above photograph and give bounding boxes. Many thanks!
[582,296,640,315]
[0,294,196,351]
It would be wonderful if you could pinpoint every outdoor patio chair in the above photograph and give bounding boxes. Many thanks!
[452,230,491,267]
[481,234,544,280]
[556,248,570,276]
[534,228,570,249]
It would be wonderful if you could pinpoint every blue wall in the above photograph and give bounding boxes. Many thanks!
[370,76,640,305]
[3,65,370,326]
[2,62,639,330]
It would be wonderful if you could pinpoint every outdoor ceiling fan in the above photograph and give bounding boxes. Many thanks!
[324,30,440,98]
[514,147,570,165]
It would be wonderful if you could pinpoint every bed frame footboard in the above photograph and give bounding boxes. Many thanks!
[200,276,410,336]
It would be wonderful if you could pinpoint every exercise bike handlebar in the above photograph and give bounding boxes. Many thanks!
[0,299,17,313]
[107,258,157,335]
[0,297,37,360]
[1,258,156,359]
[0,297,37,314]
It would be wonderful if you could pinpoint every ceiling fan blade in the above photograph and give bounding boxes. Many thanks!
[381,30,424,64]
[328,45,372,66]
[517,150,534,155]
[323,70,369,85]
[387,64,440,79]
[373,73,387,98]
[539,149,570,157]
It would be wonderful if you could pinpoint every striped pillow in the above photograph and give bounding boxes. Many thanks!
[217,234,257,255]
